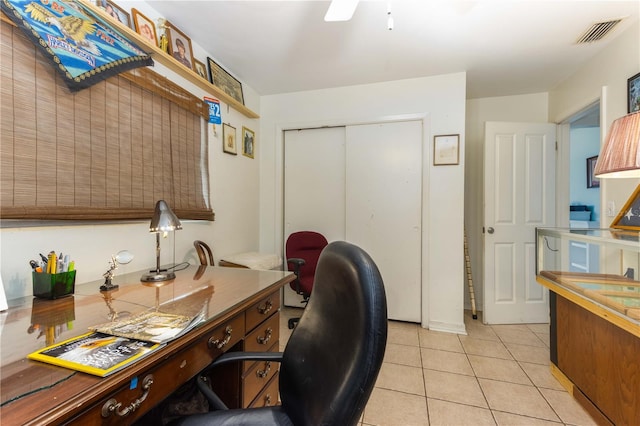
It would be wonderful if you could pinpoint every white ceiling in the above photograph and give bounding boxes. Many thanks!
[148,0,640,99]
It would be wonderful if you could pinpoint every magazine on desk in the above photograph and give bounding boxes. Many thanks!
[27,332,162,377]
[28,309,206,377]
[90,309,205,344]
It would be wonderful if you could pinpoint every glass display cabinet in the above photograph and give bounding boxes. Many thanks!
[535,227,640,426]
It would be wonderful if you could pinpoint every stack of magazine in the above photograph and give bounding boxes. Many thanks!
[28,310,205,377]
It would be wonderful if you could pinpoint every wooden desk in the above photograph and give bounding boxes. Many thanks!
[0,265,294,425]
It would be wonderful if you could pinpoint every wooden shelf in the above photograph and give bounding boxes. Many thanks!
[82,0,258,119]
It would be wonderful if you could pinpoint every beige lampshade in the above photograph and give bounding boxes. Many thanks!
[594,111,640,178]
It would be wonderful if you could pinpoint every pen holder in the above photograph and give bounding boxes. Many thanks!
[32,270,76,299]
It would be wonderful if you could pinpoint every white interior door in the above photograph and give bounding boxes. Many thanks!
[283,127,346,306]
[484,122,556,324]
[346,121,422,322]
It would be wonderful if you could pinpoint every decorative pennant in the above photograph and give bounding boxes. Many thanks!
[204,97,221,125]
[1,0,153,92]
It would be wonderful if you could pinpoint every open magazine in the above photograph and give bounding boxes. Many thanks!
[89,309,205,344]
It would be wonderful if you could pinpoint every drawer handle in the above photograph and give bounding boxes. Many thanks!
[256,327,273,345]
[209,326,233,349]
[101,374,154,418]
[256,361,271,378]
[264,394,272,406]
[258,300,273,315]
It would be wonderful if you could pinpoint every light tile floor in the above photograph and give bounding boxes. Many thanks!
[279,307,597,426]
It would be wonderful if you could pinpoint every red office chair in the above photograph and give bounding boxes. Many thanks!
[285,231,328,329]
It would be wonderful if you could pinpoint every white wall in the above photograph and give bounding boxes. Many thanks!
[259,73,467,333]
[0,1,263,300]
[464,93,549,312]
[569,127,601,223]
[550,20,640,216]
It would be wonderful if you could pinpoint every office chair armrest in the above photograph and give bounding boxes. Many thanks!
[197,352,284,411]
[209,351,284,368]
[287,257,306,272]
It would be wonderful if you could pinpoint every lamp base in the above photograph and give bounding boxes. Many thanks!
[140,270,175,282]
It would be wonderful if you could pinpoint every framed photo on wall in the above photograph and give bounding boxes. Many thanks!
[223,123,237,155]
[628,72,640,113]
[99,0,131,28]
[586,155,599,188]
[194,59,207,80]
[166,22,194,71]
[207,57,244,105]
[433,134,460,165]
[132,8,158,47]
[610,184,640,230]
[242,127,255,159]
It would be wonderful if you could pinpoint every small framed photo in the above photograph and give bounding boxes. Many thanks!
[586,155,600,188]
[433,134,459,165]
[628,72,640,113]
[242,127,255,159]
[166,22,194,71]
[99,0,131,28]
[194,59,207,80]
[131,9,158,47]
[223,123,237,155]
[207,57,244,105]
[611,184,640,230]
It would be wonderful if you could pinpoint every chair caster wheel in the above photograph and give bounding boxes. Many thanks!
[288,318,299,329]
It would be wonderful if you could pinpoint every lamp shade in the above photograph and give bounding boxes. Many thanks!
[594,111,640,178]
[149,200,182,233]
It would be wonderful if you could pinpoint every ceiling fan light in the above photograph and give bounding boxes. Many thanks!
[325,0,359,22]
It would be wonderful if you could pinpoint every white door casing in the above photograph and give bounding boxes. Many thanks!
[484,122,556,324]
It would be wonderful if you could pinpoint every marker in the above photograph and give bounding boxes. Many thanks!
[29,260,43,273]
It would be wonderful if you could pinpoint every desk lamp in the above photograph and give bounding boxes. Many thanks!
[594,111,640,178]
[141,200,182,282]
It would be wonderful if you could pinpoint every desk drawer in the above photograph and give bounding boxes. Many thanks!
[246,290,280,332]
[242,358,279,406]
[248,373,279,408]
[244,313,279,352]
[206,314,245,354]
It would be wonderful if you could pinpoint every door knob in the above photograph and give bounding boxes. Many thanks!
[487,227,494,234]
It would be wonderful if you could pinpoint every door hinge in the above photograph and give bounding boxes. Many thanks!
[555,141,558,151]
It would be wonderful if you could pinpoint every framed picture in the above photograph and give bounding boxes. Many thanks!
[628,72,640,113]
[131,9,158,47]
[166,22,194,71]
[99,0,131,28]
[586,155,600,188]
[610,184,640,230]
[242,127,255,159]
[223,123,237,155]
[194,59,207,80]
[207,57,244,105]
[433,134,460,165]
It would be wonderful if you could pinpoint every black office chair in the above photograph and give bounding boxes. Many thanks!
[194,240,214,266]
[172,241,388,426]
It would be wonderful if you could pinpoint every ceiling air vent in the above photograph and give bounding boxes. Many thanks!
[576,19,622,44]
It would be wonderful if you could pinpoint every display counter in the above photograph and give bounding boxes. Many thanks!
[536,228,639,426]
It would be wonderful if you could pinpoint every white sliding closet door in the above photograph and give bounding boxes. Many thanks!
[346,122,422,322]
[283,127,346,307]
[283,121,423,322]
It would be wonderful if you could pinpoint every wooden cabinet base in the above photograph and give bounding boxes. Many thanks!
[551,292,640,426]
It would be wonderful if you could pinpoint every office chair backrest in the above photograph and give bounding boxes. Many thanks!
[193,240,214,266]
[280,241,388,425]
[285,231,328,295]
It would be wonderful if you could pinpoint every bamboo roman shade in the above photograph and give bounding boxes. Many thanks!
[0,20,213,221]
